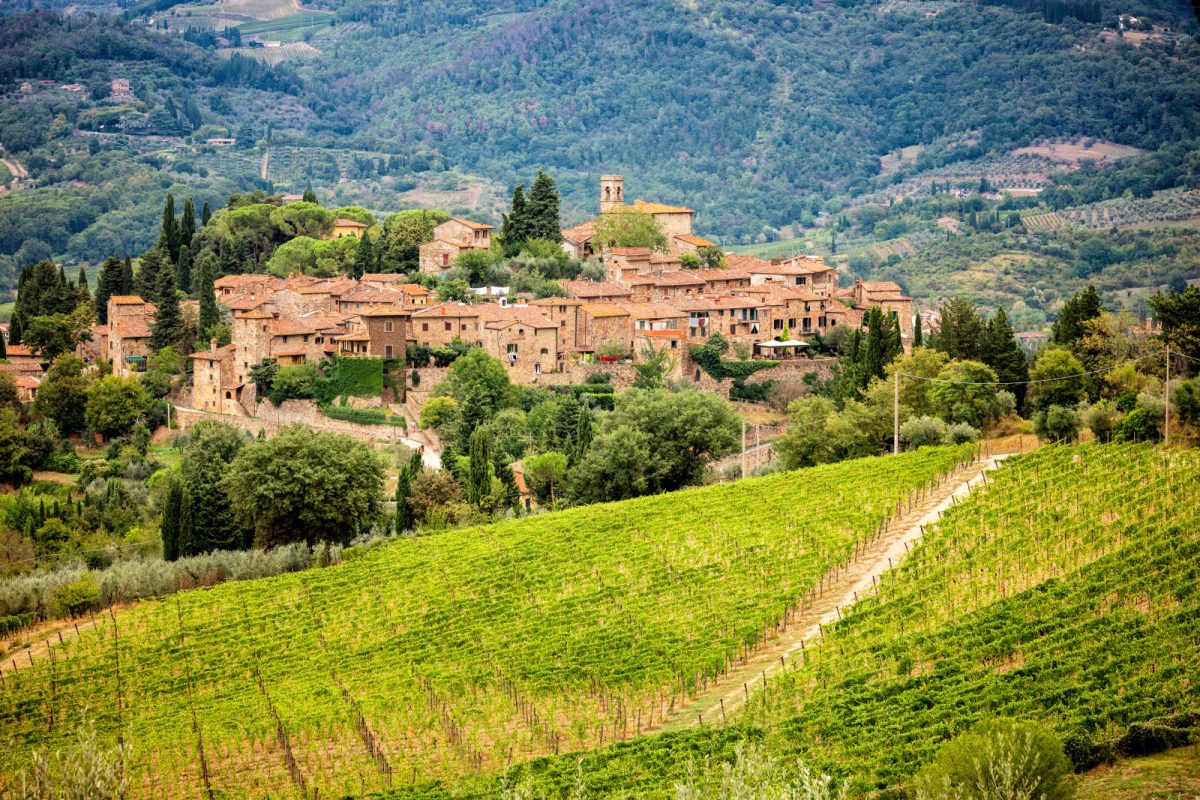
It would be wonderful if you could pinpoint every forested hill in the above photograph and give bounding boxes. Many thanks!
[0,0,1198,283]
[304,0,1200,235]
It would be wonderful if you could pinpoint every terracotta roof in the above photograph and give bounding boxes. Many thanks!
[529,297,583,306]
[674,233,718,248]
[334,218,368,228]
[360,273,404,283]
[395,283,431,296]
[747,263,822,276]
[340,286,404,304]
[335,332,371,342]
[111,319,151,339]
[4,345,35,358]
[561,280,633,299]
[411,302,481,319]
[724,253,774,272]
[446,217,492,230]
[298,313,351,332]
[109,295,148,305]
[270,319,319,336]
[357,304,412,317]
[859,280,904,293]
[632,199,694,214]
[619,302,685,319]
[629,271,704,287]
[214,275,274,288]
[14,376,40,389]
[483,308,556,329]
[0,362,42,374]
[271,346,312,356]
[223,295,269,311]
[611,247,652,257]
[234,310,274,320]
[189,344,236,361]
[561,220,596,243]
[687,267,751,282]
[580,303,630,319]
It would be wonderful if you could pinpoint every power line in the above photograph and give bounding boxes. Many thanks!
[897,353,1162,386]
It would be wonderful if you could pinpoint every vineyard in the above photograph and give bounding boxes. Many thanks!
[476,443,1200,798]
[1024,189,1200,233]
[745,443,1200,791]
[0,447,974,798]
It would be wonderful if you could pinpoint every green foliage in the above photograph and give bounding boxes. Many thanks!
[50,574,99,618]
[419,396,458,431]
[1028,349,1087,412]
[522,450,568,508]
[84,376,151,439]
[913,719,1075,800]
[34,355,91,435]
[1033,404,1081,443]
[179,420,246,555]
[1148,285,1200,364]
[1052,285,1103,348]
[320,405,405,427]
[15,716,130,800]
[222,425,384,547]
[928,361,1006,429]
[1112,406,1162,443]
[248,358,278,400]
[569,388,740,503]
[268,362,318,405]
[323,356,385,400]
[593,208,668,252]
[691,332,778,382]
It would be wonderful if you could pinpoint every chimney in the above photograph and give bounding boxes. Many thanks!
[210,338,217,355]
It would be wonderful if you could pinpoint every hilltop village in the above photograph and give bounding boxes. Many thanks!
[80,176,914,416]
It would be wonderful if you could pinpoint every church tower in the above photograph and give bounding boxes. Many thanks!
[600,175,625,213]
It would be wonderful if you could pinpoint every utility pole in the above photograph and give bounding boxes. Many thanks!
[1164,344,1170,446]
[893,370,899,455]
[741,419,747,478]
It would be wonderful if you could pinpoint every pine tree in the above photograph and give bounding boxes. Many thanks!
[1052,285,1102,348]
[201,201,212,227]
[525,170,562,242]
[302,188,318,204]
[466,428,492,508]
[354,231,374,280]
[150,259,183,351]
[931,297,985,361]
[499,184,529,256]
[198,257,219,335]
[161,478,183,561]
[984,306,1030,407]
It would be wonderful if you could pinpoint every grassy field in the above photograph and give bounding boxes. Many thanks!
[0,446,973,798]
[1078,747,1200,799]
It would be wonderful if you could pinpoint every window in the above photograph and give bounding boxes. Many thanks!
[444,322,452,331]
[560,320,566,328]
[422,323,429,332]
[384,321,394,332]
[442,253,449,267]
[385,345,393,358]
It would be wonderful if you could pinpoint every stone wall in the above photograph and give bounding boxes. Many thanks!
[682,356,836,397]
[174,399,413,445]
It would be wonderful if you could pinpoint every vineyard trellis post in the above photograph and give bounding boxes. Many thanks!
[1164,344,1170,446]
[893,370,899,455]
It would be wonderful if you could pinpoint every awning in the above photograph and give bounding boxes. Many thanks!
[778,339,810,347]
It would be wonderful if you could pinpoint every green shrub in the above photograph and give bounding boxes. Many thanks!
[268,363,318,405]
[1033,405,1080,443]
[1113,407,1162,443]
[913,719,1074,800]
[321,405,406,427]
[51,574,100,618]
[1116,712,1200,757]
[900,415,948,450]
[0,612,34,637]
[325,356,384,399]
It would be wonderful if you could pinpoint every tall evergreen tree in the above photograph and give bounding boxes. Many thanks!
[180,197,197,254]
[95,255,119,323]
[302,188,318,204]
[134,248,166,301]
[76,266,90,306]
[121,251,134,293]
[161,478,183,561]
[150,259,183,351]
[0,325,7,359]
[1052,285,1103,348]
[983,306,1030,408]
[572,406,592,466]
[394,461,414,533]
[159,194,180,259]
[354,231,374,279]
[499,184,529,256]
[466,427,492,508]
[931,297,985,361]
[913,308,923,347]
[525,170,562,242]
[176,247,192,295]
[178,486,194,558]
[197,257,219,334]
[201,201,212,227]
[8,315,21,346]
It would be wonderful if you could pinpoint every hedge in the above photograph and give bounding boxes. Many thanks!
[320,405,406,428]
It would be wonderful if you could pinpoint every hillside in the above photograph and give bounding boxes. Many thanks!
[0,446,973,797]
[1,0,1200,291]
[449,443,1200,798]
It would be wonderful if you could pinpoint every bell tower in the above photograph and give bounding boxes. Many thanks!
[600,175,625,213]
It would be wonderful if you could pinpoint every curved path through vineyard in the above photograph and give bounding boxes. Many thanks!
[648,453,1008,734]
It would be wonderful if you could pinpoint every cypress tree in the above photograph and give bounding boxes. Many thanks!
[121,252,134,293]
[553,394,581,453]
[198,257,219,334]
[1051,285,1102,348]
[180,197,196,254]
[177,247,192,295]
[95,254,121,323]
[984,307,1030,407]
[150,259,183,351]
[354,230,374,280]
[0,324,7,359]
[76,266,90,306]
[467,428,492,508]
[160,194,180,258]
[913,308,923,347]
[161,478,183,561]
[499,184,529,256]
[177,488,194,560]
[394,463,413,533]
[8,315,21,346]
[134,248,165,301]
[525,170,562,242]
[572,406,592,466]
[302,188,318,204]
[201,201,212,227]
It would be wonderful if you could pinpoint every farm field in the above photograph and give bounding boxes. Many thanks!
[224,41,320,64]
[1023,189,1200,233]
[470,443,1200,798]
[0,446,974,798]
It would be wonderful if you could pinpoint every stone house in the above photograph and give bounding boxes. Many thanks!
[627,271,705,303]
[854,279,915,350]
[189,341,242,414]
[528,297,583,358]
[350,305,412,360]
[577,303,633,359]
[338,285,404,315]
[411,303,485,348]
[561,281,633,303]
[481,308,559,379]
[418,218,494,275]
[107,295,156,376]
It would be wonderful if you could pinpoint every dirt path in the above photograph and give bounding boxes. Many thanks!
[261,146,270,181]
[649,456,1006,733]
[1,613,104,677]
[1,155,28,180]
